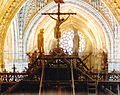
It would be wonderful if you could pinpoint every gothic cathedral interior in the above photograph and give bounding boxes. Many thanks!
[0,0,120,95]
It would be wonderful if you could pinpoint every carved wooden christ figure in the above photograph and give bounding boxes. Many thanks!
[49,15,70,39]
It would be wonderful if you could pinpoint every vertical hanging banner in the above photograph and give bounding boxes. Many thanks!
[54,0,64,3]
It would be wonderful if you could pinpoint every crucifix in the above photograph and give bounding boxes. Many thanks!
[42,0,76,49]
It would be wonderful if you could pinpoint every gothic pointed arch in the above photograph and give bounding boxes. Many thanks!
[1,0,120,72]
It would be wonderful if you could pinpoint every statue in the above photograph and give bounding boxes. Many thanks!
[27,52,32,65]
[49,15,70,39]
[32,50,38,63]
[73,27,79,55]
[103,50,108,64]
[99,49,108,73]
[37,29,44,53]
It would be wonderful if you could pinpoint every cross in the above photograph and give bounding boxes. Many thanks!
[42,0,76,49]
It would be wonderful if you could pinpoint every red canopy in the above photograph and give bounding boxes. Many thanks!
[54,0,64,3]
